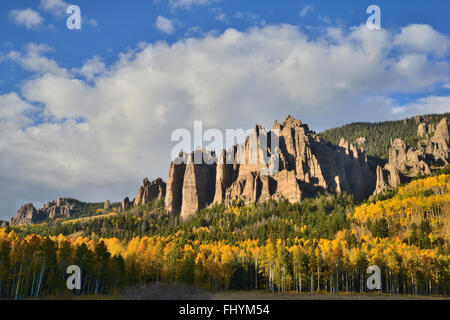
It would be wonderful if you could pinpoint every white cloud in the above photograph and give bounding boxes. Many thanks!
[9,8,44,30]
[73,56,106,81]
[299,5,314,17]
[319,15,331,25]
[0,93,34,125]
[1,23,450,219]
[7,43,68,77]
[233,11,260,24]
[392,96,450,116]
[216,13,227,22]
[169,0,218,10]
[86,17,99,27]
[394,24,450,57]
[184,26,204,37]
[212,8,228,23]
[155,16,176,34]
[39,0,68,17]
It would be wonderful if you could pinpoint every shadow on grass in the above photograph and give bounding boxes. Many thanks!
[121,282,212,300]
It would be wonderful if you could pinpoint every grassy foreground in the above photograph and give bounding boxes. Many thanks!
[36,282,450,300]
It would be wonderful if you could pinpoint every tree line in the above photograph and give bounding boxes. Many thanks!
[2,174,449,298]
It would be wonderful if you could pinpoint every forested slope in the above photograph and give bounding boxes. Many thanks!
[2,173,449,298]
[320,113,450,162]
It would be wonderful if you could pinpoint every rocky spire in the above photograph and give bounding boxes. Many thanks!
[165,115,377,219]
[121,197,132,211]
[134,177,166,206]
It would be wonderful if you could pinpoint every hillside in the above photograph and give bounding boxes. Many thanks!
[8,198,120,227]
[4,172,449,298]
[352,173,450,244]
[1,113,449,299]
[320,113,450,163]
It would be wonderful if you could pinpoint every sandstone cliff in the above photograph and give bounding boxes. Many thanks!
[165,115,376,219]
[373,118,450,196]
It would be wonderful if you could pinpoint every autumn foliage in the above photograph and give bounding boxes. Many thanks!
[1,174,449,298]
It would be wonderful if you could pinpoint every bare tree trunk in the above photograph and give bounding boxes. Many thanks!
[299,273,302,293]
[254,261,258,290]
[36,261,45,298]
[30,270,36,297]
[317,265,320,292]
[15,263,24,300]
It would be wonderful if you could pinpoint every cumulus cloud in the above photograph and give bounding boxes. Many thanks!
[9,8,44,30]
[7,43,68,77]
[0,93,34,126]
[39,0,68,17]
[155,16,176,34]
[72,56,106,81]
[0,23,449,219]
[394,24,450,57]
[392,96,450,116]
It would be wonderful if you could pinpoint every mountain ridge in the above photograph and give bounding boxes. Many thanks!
[320,112,450,162]
[6,112,450,226]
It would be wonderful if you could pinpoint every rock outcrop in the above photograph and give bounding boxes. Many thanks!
[165,154,187,216]
[11,203,40,226]
[373,118,450,196]
[180,151,217,219]
[417,123,434,138]
[165,150,217,219]
[134,178,166,206]
[427,118,450,166]
[11,198,82,226]
[121,177,167,212]
[356,137,367,146]
[165,115,376,219]
[372,139,431,196]
[122,197,132,211]
[0,221,10,227]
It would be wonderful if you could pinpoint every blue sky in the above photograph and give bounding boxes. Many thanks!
[1,0,450,95]
[0,0,449,219]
